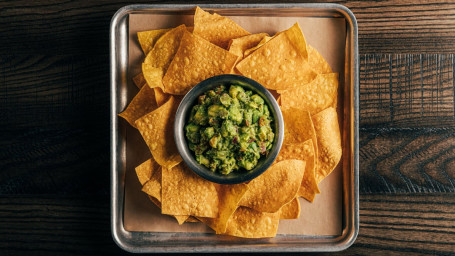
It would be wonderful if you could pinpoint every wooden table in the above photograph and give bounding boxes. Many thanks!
[1,1,454,255]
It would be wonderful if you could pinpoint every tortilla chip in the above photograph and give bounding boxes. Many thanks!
[153,87,170,107]
[312,107,342,183]
[162,31,238,95]
[142,63,164,90]
[185,216,199,223]
[228,33,269,74]
[118,85,157,128]
[280,197,300,219]
[199,183,249,234]
[243,36,272,57]
[276,140,320,202]
[298,153,319,202]
[193,6,250,49]
[280,73,338,115]
[141,25,187,91]
[285,23,308,59]
[276,140,312,163]
[146,196,190,225]
[236,23,317,91]
[224,207,280,238]
[228,33,269,58]
[239,160,306,213]
[308,45,332,74]
[142,167,162,201]
[135,96,182,169]
[173,215,190,225]
[132,73,146,89]
[137,28,171,55]
[282,108,318,156]
[161,163,219,218]
[144,25,186,70]
[135,158,160,186]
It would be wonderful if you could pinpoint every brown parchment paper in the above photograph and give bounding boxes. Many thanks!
[123,12,346,236]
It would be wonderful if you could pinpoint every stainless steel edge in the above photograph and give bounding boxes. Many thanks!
[110,3,359,253]
[327,4,360,252]
[110,5,134,253]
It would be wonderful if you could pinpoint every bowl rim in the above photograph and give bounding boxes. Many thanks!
[174,74,284,184]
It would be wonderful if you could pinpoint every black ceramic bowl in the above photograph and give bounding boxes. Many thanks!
[174,74,284,184]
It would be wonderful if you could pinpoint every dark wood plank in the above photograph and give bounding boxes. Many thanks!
[1,0,455,54]
[342,0,455,54]
[1,194,453,255]
[360,54,455,128]
[0,55,110,195]
[360,128,455,193]
[332,194,455,256]
[0,196,127,256]
[359,53,455,193]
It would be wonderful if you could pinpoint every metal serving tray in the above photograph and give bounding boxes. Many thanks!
[110,3,359,253]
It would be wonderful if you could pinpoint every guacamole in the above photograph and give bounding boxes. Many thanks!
[185,84,275,175]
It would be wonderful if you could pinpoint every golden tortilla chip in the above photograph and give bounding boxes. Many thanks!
[239,160,306,213]
[185,216,199,223]
[280,197,300,219]
[280,73,338,115]
[228,33,269,74]
[153,87,170,107]
[161,163,219,218]
[224,207,280,238]
[199,183,249,234]
[162,31,238,95]
[118,85,157,128]
[236,23,317,91]
[193,6,250,49]
[276,140,320,202]
[243,36,272,57]
[142,25,187,90]
[282,108,318,157]
[142,63,164,90]
[144,25,186,69]
[298,153,318,202]
[285,23,308,59]
[135,96,182,169]
[138,28,171,55]
[276,140,312,163]
[228,33,269,58]
[146,196,190,225]
[174,215,190,225]
[308,45,332,74]
[135,158,160,186]
[132,73,146,89]
[312,107,342,183]
[142,167,162,201]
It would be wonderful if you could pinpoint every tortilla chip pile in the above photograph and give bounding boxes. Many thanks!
[119,7,342,238]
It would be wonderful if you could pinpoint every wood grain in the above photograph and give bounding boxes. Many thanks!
[0,55,110,195]
[360,54,455,128]
[332,194,455,256]
[341,0,455,54]
[1,0,455,54]
[360,128,455,193]
[1,1,455,254]
[1,195,453,255]
[0,196,125,256]
[359,53,455,193]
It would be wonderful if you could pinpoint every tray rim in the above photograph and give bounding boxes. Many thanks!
[110,3,359,253]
